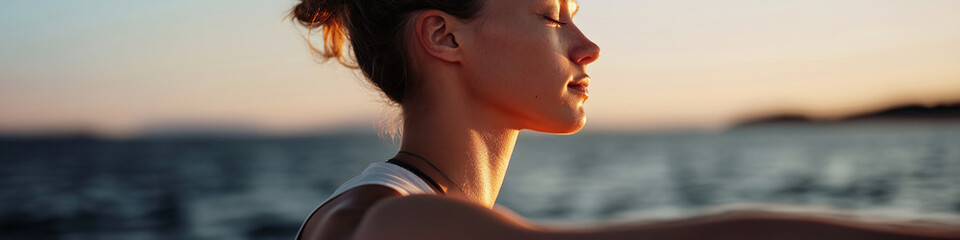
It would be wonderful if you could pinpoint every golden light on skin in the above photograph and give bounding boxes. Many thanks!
[1,1,959,135]
[566,0,579,16]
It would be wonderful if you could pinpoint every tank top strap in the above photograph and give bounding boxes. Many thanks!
[328,162,440,198]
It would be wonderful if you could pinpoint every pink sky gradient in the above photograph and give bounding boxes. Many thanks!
[1,0,959,136]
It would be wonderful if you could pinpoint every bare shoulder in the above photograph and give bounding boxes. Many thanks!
[354,195,538,240]
[299,185,402,240]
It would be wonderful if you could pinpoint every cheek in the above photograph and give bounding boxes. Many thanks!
[463,23,583,131]
[469,24,566,102]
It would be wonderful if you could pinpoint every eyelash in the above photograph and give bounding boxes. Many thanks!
[542,15,568,26]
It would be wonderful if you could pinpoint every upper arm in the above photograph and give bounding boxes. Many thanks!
[354,195,538,240]
[357,200,960,240]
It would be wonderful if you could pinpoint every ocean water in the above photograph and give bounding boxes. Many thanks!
[1,121,959,239]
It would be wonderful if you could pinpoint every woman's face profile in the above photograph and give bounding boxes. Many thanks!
[457,0,600,134]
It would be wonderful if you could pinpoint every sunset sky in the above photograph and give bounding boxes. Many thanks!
[1,0,959,136]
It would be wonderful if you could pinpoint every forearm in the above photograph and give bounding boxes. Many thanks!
[531,210,960,240]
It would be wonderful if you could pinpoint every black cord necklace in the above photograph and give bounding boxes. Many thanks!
[386,151,464,195]
[386,158,445,194]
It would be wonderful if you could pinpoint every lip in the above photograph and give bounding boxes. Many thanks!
[567,76,590,95]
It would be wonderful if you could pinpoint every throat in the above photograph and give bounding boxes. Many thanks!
[397,88,522,207]
[398,124,519,207]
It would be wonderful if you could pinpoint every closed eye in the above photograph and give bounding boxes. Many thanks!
[542,15,568,26]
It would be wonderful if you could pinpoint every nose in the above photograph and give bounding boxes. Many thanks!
[570,29,601,65]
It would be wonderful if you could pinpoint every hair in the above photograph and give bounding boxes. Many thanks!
[291,0,485,105]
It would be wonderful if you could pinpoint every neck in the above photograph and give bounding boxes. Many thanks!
[398,90,520,207]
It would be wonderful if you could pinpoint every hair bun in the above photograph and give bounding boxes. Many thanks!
[291,0,351,62]
[292,0,348,27]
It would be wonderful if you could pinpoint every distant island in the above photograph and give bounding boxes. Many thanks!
[734,103,960,128]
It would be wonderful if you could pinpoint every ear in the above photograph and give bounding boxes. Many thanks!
[413,10,462,63]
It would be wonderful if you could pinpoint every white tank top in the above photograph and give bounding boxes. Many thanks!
[297,162,439,238]
[325,162,439,198]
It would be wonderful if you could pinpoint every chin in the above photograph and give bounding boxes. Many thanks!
[556,118,587,135]
[528,115,587,135]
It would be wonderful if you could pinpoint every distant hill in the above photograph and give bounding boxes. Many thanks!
[844,103,960,121]
[735,103,960,128]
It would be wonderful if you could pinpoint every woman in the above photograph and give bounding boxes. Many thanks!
[291,0,960,239]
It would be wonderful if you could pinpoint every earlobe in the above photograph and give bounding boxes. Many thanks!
[415,10,462,63]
